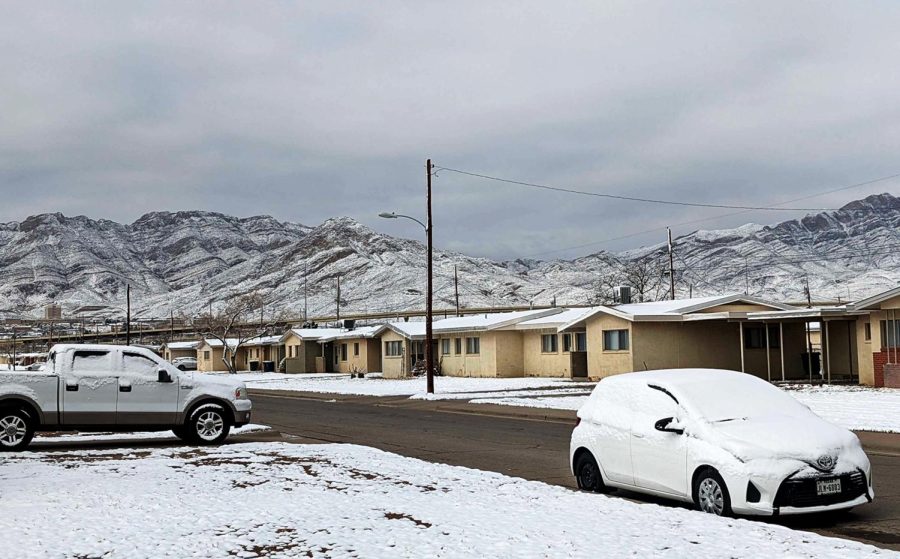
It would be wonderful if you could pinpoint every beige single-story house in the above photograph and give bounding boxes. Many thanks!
[280,328,345,373]
[196,338,247,372]
[375,309,566,379]
[160,341,200,362]
[558,294,813,381]
[243,335,284,372]
[851,286,900,387]
[316,326,382,374]
[511,307,596,378]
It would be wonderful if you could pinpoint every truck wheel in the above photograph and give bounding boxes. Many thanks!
[187,404,231,445]
[0,408,35,452]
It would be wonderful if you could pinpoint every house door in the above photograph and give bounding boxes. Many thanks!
[570,351,588,378]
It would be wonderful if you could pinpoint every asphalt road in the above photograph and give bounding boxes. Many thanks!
[251,391,900,551]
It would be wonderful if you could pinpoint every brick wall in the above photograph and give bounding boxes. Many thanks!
[872,349,900,387]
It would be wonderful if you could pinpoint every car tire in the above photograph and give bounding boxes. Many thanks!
[575,451,609,493]
[186,403,231,445]
[0,408,35,452]
[694,468,732,516]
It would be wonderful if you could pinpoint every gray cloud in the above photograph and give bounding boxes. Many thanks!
[1,1,899,259]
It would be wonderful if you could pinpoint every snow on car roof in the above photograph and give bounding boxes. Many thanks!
[599,369,811,421]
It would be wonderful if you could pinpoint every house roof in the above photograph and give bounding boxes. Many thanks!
[431,308,563,333]
[514,307,598,330]
[564,294,796,326]
[243,335,284,347]
[280,328,347,343]
[162,341,200,350]
[746,307,868,321]
[851,285,900,310]
[315,326,382,343]
[373,321,428,340]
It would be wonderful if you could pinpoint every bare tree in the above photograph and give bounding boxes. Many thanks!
[594,257,667,304]
[200,292,271,374]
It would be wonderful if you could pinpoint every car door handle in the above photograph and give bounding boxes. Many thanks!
[632,433,645,439]
[65,384,78,392]
[119,385,132,392]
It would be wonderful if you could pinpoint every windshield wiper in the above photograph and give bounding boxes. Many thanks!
[712,417,748,423]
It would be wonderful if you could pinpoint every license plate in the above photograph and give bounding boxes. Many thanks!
[816,478,842,496]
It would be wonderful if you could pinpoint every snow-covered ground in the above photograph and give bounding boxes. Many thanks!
[32,424,270,444]
[230,371,593,398]
[1,442,891,558]
[784,385,900,433]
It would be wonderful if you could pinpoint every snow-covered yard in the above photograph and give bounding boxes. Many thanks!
[230,371,593,398]
[1,442,892,558]
[31,424,270,444]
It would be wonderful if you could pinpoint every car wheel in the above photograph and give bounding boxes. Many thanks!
[694,469,732,516]
[0,408,35,452]
[575,451,608,493]
[187,404,231,445]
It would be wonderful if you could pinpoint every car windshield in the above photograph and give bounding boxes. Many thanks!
[675,377,812,422]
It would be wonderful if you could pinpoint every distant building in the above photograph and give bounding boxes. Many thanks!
[44,304,62,320]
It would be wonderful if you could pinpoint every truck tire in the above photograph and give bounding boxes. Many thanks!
[0,408,35,452]
[187,403,231,445]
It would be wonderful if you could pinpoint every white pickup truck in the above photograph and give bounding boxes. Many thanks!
[0,344,252,451]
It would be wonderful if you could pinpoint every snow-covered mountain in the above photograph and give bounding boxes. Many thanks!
[1,194,898,319]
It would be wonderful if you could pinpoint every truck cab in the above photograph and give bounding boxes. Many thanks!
[0,344,252,451]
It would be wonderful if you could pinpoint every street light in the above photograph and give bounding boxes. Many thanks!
[378,159,435,394]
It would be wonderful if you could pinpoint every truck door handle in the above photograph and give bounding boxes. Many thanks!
[119,385,132,392]
[65,384,79,392]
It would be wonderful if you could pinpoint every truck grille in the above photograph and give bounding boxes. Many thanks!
[773,470,867,508]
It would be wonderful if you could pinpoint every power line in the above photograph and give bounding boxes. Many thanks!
[435,165,900,212]
[434,164,900,258]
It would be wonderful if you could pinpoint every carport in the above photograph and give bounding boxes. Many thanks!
[744,308,869,384]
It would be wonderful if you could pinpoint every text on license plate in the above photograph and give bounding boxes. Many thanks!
[816,479,842,496]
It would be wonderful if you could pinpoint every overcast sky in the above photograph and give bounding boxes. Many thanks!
[2,2,899,260]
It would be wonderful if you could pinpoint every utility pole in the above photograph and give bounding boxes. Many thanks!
[426,158,435,394]
[454,265,460,317]
[667,227,675,300]
[170,310,174,341]
[11,329,16,371]
[304,260,309,322]
[804,277,814,381]
[336,274,341,323]
[125,284,131,346]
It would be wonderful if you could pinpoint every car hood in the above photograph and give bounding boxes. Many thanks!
[708,413,861,466]
[183,372,246,395]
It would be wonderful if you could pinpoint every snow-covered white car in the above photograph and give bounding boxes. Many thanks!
[0,344,252,451]
[171,356,197,371]
[570,369,873,516]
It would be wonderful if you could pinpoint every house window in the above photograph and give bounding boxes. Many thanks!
[562,334,572,353]
[864,322,871,342]
[743,325,780,349]
[603,329,629,351]
[354,342,360,357]
[441,339,451,355]
[455,338,462,354]
[881,320,900,348]
[204,351,211,361]
[385,341,403,357]
[341,344,348,361]
[466,337,480,355]
[541,334,558,353]
[575,333,587,352]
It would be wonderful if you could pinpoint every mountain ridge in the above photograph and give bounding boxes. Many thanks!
[1,194,898,318]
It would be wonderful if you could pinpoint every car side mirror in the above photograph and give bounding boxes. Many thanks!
[654,417,684,435]
[158,369,173,383]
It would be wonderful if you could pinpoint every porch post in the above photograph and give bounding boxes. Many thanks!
[824,320,831,384]
[739,321,745,373]
[779,322,785,382]
[765,321,771,382]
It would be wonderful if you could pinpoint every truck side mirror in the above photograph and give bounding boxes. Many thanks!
[158,369,173,383]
